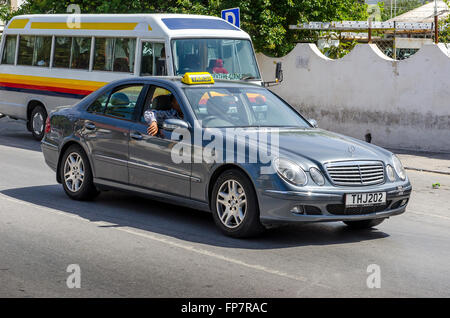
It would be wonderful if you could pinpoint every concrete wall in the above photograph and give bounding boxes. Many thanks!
[257,43,450,153]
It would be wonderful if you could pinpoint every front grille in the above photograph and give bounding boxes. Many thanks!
[327,201,391,215]
[325,161,385,186]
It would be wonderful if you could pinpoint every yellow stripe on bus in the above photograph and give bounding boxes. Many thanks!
[30,22,139,31]
[8,19,29,29]
[0,73,106,92]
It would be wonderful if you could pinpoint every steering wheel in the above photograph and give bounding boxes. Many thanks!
[202,116,217,126]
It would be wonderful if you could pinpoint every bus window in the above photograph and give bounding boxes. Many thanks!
[1,35,17,65]
[94,38,136,73]
[18,35,51,67]
[54,37,71,68]
[71,37,91,70]
[140,42,166,76]
[114,38,136,73]
[54,37,91,70]
[94,38,114,71]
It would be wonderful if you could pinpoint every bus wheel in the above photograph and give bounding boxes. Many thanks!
[30,105,47,141]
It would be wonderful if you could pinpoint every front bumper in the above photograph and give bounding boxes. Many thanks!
[259,181,412,225]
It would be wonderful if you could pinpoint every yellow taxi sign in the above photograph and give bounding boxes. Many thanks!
[181,72,215,85]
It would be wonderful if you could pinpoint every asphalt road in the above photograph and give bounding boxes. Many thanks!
[1,117,449,297]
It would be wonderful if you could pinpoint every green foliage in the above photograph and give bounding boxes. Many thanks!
[367,4,382,22]
[440,0,450,43]
[322,38,358,59]
[4,0,369,57]
[1,1,11,23]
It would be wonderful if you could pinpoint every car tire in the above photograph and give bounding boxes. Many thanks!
[211,169,265,238]
[343,218,385,229]
[30,105,47,141]
[60,144,99,201]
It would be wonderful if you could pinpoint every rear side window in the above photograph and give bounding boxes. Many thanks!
[17,35,52,67]
[104,85,144,120]
[1,35,17,65]
[87,91,110,113]
[93,37,136,73]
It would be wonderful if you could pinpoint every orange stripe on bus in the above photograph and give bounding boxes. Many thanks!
[0,74,106,92]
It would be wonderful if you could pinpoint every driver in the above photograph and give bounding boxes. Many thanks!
[144,94,184,136]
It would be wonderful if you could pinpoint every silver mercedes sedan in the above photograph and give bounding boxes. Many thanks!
[41,73,411,237]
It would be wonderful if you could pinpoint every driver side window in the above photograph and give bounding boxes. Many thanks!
[104,85,144,120]
[140,85,174,123]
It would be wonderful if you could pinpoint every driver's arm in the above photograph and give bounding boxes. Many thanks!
[144,110,158,136]
[144,109,177,136]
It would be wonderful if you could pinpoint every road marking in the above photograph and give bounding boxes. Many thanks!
[0,192,327,287]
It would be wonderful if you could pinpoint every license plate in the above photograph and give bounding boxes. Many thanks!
[345,192,386,207]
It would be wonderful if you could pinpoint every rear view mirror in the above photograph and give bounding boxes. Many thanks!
[275,62,283,83]
[263,62,283,87]
[162,118,189,131]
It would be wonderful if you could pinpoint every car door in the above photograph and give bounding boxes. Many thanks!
[128,84,191,197]
[82,84,147,184]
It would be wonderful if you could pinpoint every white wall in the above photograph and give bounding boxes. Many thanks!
[257,43,450,153]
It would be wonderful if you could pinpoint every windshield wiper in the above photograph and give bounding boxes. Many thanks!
[241,76,257,81]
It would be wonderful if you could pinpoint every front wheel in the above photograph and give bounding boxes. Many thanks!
[343,218,385,229]
[211,169,265,238]
[30,105,47,141]
[60,145,99,201]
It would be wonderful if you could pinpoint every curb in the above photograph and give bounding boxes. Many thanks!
[405,166,450,176]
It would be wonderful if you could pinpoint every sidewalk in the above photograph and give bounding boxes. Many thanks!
[392,149,450,175]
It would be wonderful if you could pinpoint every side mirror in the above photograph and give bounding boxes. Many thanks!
[162,118,189,131]
[275,62,283,83]
[308,119,318,128]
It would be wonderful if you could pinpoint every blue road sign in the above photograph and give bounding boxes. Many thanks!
[221,7,240,28]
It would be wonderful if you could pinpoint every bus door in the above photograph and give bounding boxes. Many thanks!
[139,40,167,76]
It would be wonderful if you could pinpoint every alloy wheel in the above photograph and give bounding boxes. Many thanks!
[216,179,247,229]
[63,152,85,193]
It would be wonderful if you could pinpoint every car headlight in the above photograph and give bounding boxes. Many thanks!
[386,164,395,182]
[274,158,307,186]
[392,155,406,180]
[309,167,325,186]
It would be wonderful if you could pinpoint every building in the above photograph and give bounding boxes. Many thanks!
[387,0,449,23]
[1,0,23,34]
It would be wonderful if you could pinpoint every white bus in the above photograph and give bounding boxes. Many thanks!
[0,14,263,139]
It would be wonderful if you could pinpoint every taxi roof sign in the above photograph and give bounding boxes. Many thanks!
[181,72,215,85]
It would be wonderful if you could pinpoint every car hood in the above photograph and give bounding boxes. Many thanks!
[221,127,392,169]
[278,128,390,164]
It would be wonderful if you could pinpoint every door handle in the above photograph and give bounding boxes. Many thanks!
[130,132,143,140]
[84,122,96,130]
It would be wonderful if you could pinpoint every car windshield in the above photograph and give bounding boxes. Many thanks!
[184,87,311,128]
[172,38,260,80]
